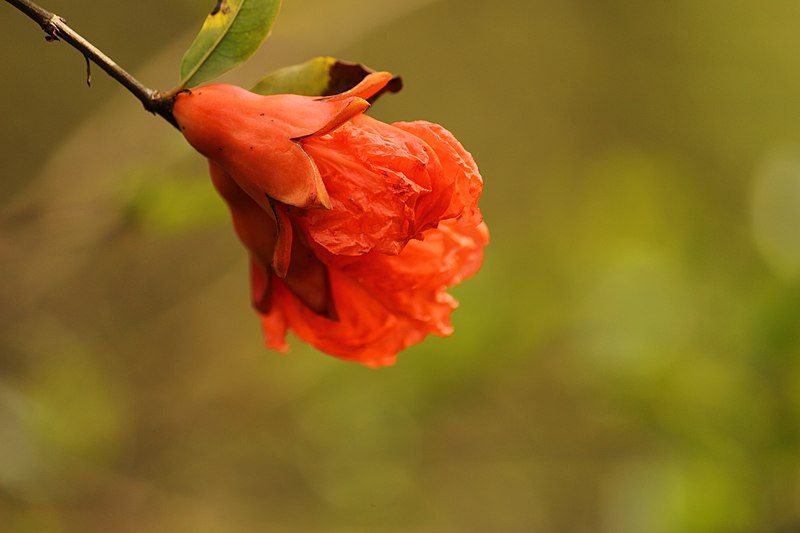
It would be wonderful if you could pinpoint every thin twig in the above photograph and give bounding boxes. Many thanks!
[85,54,91,87]
[4,0,178,128]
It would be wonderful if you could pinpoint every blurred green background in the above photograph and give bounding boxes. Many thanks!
[3,0,800,531]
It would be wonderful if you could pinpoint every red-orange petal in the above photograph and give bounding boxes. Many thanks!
[263,269,425,367]
[393,121,484,223]
[299,117,437,256]
[255,214,488,364]
[317,216,489,336]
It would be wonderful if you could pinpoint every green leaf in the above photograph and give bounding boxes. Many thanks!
[252,56,403,99]
[179,0,282,89]
[252,57,335,96]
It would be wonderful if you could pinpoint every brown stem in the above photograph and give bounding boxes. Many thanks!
[4,0,178,128]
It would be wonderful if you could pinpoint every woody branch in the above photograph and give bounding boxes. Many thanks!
[4,0,178,128]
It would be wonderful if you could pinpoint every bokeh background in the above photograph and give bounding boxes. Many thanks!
[3,0,800,531]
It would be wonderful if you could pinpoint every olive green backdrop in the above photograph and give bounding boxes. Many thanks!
[3,1,800,531]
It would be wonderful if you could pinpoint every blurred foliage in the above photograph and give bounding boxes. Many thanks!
[4,0,800,531]
[122,159,227,234]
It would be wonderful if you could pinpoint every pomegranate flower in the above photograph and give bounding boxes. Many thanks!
[173,72,488,367]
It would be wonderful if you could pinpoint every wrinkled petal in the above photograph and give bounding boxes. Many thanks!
[348,116,455,233]
[258,215,487,364]
[263,269,426,367]
[393,121,484,223]
[298,116,483,257]
[317,216,489,336]
[299,116,435,255]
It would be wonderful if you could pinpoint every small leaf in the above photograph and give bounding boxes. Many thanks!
[252,57,335,96]
[252,56,403,99]
[179,0,282,89]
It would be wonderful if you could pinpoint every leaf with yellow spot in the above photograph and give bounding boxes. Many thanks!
[179,0,282,89]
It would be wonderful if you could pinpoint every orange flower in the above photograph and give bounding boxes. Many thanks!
[173,73,488,367]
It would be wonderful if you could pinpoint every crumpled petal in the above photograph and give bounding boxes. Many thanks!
[321,216,488,336]
[257,215,488,365]
[298,117,430,255]
[261,269,425,367]
[298,116,484,257]
[393,120,484,223]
